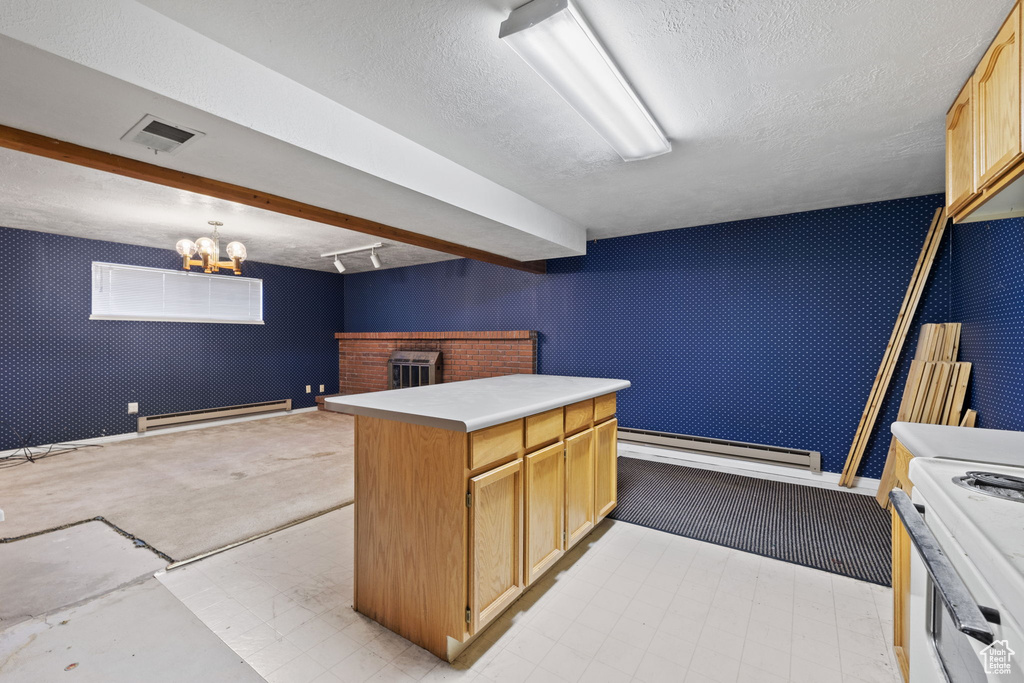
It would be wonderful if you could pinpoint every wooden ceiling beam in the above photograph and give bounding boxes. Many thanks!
[0,124,547,274]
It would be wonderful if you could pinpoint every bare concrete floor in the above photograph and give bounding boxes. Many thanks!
[0,521,166,628]
[0,411,354,562]
[0,578,264,683]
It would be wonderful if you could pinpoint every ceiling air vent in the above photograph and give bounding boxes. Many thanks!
[121,114,204,155]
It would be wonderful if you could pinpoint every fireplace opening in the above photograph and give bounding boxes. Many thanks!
[388,350,442,389]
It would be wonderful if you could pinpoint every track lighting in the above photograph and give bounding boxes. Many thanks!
[320,242,384,273]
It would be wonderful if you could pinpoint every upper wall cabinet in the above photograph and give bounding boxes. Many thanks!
[975,4,1022,187]
[946,79,978,213]
[947,2,1024,223]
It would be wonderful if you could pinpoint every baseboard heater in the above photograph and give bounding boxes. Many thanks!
[617,427,821,472]
[137,399,292,433]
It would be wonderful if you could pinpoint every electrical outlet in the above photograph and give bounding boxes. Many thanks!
[305,385,311,393]
[127,402,139,414]
[319,384,325,392]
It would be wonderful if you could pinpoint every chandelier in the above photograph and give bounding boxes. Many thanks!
[175,221,247,275]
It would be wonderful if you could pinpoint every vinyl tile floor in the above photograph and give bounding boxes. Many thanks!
[156,505,901,683]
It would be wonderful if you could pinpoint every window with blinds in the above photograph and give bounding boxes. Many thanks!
[90,262,264,324]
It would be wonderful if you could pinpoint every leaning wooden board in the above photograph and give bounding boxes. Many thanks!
[839,208,947,486]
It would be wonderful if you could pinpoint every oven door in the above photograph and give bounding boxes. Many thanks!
[890,489,1018,683]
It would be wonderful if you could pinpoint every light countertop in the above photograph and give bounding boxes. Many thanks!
[324,374,630,432]
[891,422,1024,467]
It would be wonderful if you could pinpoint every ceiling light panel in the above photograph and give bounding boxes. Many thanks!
[500,0,670,161]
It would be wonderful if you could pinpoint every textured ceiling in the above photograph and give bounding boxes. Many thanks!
[0,148,456,273]
[139,0,1014,238]
[0,4,585,267]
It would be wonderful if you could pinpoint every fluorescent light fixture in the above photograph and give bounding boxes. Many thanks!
[333,257,346,273]
[500,0,670,161]
[370,249,382,269]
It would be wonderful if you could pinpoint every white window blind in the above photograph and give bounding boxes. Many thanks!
[91,262,264,324]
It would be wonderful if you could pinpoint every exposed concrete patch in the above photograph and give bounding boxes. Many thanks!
[0,579,263,682]
[0,410,354,562]
[0,521,165,629]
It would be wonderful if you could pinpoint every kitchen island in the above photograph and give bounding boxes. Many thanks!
[325,374,630,661]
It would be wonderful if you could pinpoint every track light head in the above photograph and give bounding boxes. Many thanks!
[370,249,382,269]
[333,256,346,273]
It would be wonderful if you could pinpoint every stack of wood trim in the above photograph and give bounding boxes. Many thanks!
[873,323,972,506]
[838,208,947,487]
[915,322,961,362]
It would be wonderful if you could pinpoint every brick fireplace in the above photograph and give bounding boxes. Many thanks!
[325,331,538,399]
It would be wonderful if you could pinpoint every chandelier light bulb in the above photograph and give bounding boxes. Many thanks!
[226,241,247,261]
[195,236,219,260]
[175,238,197,257]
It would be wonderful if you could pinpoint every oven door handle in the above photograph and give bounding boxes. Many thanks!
[890,488,998,645]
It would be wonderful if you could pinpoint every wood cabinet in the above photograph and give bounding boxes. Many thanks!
[975,4,1022,188]
[565,398,594,435]
[946,79,978,213]
[889,439,915,683]
[595,418,618,519]
[946,1,1024,223]
[468,459,523,634]
[892,503,912,682]
[352,390,620,661]
[565,428,596,549]
[524,441,565,584]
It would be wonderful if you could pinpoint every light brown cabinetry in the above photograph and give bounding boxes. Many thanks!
[892,503,912,682]
[946,2,1024,222]
[524,441,565,584]
[470,419,523,471]
[565,398,594,435]
[468,459,524,633]
[525,408,563,450]
[889,439,915,683]
[565,428,596,549]
[595,418,618,519]
[353,391,620,661]
[946,79,978,213]
[975,4,1022,187]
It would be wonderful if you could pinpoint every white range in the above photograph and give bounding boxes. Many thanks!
[889,423,1024,682]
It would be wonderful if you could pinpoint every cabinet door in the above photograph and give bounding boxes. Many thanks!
[524,441,565,584]
[891,503,911,682]
[565,428,595,549]
[468,459,523,634]
[594,419,618,520]
[947,78,978,214]
[975,4,1022,188]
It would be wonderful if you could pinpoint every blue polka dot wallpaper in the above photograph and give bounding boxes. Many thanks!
[951,217,1024,432]
[0,226,344,451]
[344,195,954,477]
[10,192,1016,480]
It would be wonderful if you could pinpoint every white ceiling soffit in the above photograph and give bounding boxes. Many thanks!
[0,0,586,261]
[134,0,1012,238]
[0,147,457,273]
